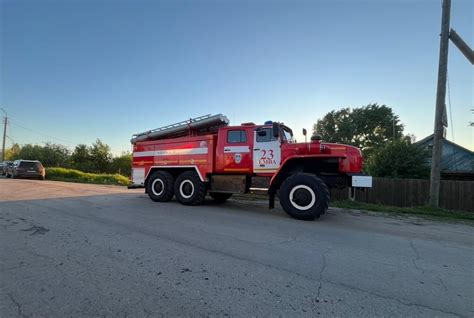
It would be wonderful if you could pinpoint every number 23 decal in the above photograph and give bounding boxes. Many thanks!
[260,149,274,160]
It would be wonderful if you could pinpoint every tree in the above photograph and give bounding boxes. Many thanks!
[41,143,70,167]
[89,139,112,173]
[71,144,90,163]
[17,144,43,161]
[365,140,430,179]
[7,143,70,167]
[4,143,21,160]
[70,144,94,172]
[110,152,132,176]
[313,104,404,157]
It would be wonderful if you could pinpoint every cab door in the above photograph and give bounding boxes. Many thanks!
[253,128,281,174]
[219,128,252,173]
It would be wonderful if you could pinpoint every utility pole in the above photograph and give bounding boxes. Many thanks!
[429,0,451,207]
[429,0,473,207]
[1,108,7,162]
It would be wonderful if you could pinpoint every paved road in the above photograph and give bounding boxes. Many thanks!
[0,178,473,317]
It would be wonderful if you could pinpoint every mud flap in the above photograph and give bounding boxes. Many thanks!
[268,191,275,209]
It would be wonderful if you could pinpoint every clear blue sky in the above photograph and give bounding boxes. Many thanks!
[1,0,473,155]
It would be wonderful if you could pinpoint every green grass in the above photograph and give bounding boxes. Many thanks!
[45,167,129,186]
[332,200,474,223]
[232,194,474,223]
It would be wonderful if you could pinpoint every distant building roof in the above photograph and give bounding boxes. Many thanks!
[416,134,474,172]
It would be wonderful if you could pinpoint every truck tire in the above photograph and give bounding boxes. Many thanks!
[174,171,207,205]
[146,171,175,202]
[209,192,232,203]
[279,173,329,220]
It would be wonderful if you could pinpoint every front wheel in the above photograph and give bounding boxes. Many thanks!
[174,171,207,206]
[146,171,175,202]
[279,173,329,220]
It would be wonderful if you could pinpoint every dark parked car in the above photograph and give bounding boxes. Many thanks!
[4,161,14,177]
[1,161,12,175]
[7,160,45,180]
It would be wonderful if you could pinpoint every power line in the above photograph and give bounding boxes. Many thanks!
[8,123,13,144]
[8,119,80,146]
[447,72,454,142]
[5,122,14,145]
[446,72,459,170]
[1,110,7,161]
[7,123,14,143]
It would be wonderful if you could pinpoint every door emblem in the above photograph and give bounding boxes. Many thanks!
[234,153,242,164]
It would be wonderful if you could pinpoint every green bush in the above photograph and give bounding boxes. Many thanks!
[365,140,430,179]
[45,167,129,186]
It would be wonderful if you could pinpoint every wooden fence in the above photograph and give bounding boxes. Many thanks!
[331,177,474,212]
[252,177,473,212]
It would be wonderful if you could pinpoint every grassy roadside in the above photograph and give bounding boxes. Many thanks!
[232,193,473,223]
[332,200,474,223]
[45,168,129,186]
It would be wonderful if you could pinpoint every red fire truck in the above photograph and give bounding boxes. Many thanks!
[130,114,371,220]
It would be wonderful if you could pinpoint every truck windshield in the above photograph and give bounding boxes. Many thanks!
[280,127,293,143]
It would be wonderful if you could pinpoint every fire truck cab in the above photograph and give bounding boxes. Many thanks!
[130,114,371,220]
[215,122,283,175]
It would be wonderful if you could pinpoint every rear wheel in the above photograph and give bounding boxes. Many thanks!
[209,192,232,203]
[174,171,207,205]
[279,173,329,220]
[146,171,175,202]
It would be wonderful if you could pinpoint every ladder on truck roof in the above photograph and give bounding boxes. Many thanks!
[131,114,229,144]
[140,114,213,136]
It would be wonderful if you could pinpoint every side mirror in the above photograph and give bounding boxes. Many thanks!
[272,122,279,138]
[302,128,307,136]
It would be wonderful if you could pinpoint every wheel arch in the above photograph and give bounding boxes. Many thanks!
[145,166,206,187]
[269,156,342,194]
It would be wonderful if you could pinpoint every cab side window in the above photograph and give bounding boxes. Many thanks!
[256,128,276,142]
[227,130,247,143]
